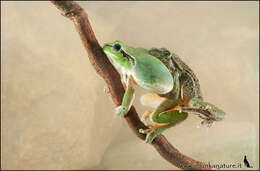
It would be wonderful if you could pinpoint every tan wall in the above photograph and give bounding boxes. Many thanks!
[1,1,259,170]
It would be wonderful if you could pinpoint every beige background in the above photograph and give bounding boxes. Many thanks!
[1,1,259,170]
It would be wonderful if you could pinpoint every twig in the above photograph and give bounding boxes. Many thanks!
[50,1,215,170]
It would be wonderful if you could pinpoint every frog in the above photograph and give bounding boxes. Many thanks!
[103,40,225,143]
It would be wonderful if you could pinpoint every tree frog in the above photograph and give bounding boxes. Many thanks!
[103,40,225,143]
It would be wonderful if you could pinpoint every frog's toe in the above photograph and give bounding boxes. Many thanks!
[139,127,154,134]
[145,126,171,143]
[197,119,215,128]
[115,106,127,117]
[145,131,157,144]
[138,129,145,134]
[138,128,158,144]
[203,119,215,128]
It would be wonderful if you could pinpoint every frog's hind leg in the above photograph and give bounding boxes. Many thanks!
[140,105,181,125]
[139,122,171,134]
[140,93,167,124]
[139,98,188,143]
[140,109,188,143]
[142,126,170,144]
[181,98,226,128]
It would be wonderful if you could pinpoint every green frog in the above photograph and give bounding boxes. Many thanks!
[103,40,225,143]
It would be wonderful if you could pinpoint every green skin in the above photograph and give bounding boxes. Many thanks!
[103,40,225,143]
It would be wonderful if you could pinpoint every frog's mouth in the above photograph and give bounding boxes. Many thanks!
[120,50,136,66]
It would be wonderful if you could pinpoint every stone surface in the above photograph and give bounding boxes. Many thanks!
[1,1,259,170]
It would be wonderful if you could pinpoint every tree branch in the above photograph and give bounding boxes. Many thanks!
[50,1,214,170]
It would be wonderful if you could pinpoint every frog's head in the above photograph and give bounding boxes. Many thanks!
[103,40,135,72]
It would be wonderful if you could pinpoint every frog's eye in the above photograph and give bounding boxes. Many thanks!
[113,44,121,52]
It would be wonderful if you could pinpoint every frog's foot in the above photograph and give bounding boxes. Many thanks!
[139,124,155,134]
[144,131,158,144]
[139,127,154,134]
[197,118,215,128]
[139,123,170,143]
[115,105,128,117]
[139,123,170,133]
[139,128,158,143]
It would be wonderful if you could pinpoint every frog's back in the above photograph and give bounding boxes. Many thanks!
[148,48,203,101]
[172,52,203,100]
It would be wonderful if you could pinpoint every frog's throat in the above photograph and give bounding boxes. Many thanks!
[120,50,136,66]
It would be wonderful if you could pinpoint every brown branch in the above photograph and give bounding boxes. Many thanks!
[50,1,215,170]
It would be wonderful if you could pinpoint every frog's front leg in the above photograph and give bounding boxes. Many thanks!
[181,98,225,127]
[139,98,188,143]
[116,74,135,117]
